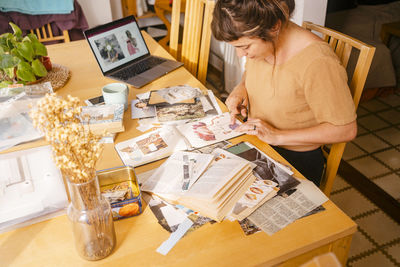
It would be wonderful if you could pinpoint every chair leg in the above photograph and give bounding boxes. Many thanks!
[320,142,347,197]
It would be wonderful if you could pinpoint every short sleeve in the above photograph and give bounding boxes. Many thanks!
[303,57,357,125]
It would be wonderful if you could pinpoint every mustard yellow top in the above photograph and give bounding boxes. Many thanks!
[245,42,356,131]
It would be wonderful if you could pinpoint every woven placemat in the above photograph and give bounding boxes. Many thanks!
[39,63,71,91]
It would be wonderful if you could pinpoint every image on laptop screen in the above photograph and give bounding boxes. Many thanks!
[85,18,149,73]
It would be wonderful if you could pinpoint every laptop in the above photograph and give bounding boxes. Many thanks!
[84,16,183,88]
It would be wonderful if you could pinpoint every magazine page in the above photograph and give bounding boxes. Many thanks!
[115,126,188,167]
[176,113,242,149]
[247,179,328,235]
[230,180,278,221]
[140,151,214,194]
[182,158,250,200]
[226,142,300,195]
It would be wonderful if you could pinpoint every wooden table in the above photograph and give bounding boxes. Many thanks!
[0,34,357,266]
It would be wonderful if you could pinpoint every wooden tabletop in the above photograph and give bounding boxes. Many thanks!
[0,34,357,266]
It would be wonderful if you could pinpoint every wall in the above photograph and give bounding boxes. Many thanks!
[77,0,113,28]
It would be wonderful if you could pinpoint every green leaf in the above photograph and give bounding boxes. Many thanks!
[16,61,36,82]
[31,59,47,77]
[26,33,39,42]
[32,41,47,56]
[0,81,12,88]
[4,67,15,79]
[22,36,32,42]
[9,22,22,38]
[0,54,19,69]
[16,42,34,62]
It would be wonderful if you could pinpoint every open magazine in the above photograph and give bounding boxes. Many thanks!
[115,113,242,167]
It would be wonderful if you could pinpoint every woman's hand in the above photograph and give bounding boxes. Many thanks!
[236,118,282,145]
[225,73,248,124]
[235,117,358,148]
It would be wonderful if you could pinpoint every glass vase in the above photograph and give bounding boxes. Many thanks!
[66,175,116,260]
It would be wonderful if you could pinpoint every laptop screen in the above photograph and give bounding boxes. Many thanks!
[85,16,150,73]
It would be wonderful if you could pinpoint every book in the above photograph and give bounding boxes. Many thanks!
[115,112,242,167]
[142,153,256,222]
[81,104,125,135]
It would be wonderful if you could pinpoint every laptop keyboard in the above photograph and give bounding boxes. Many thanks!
[112,57,167,80]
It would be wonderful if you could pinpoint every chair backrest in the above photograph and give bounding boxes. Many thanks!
[30,23,70,44]
[169,0,215,84]
[302,21,375,197]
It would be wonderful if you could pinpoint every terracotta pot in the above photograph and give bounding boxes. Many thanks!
[41,56,52,71]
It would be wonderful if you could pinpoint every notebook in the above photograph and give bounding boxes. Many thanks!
[84,16,183,88]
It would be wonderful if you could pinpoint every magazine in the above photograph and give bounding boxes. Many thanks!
[115,113,242,167]
[155,157,255,222]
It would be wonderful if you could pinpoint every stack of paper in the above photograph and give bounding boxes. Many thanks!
[141,151,256,222]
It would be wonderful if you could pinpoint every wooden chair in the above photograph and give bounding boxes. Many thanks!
[30,23,70,44]
[168,0,215,84]
[302,21,375,197]
[121,0,155,19]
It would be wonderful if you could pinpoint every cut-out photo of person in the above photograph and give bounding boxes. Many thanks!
[125,30,139,55]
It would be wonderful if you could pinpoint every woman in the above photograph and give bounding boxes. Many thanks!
[211,0,357,186]
[126,30,139,55]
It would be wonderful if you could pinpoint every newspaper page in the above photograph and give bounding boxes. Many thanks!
[247,179,328,235]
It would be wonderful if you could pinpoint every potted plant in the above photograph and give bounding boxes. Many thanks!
[0,22,51,88]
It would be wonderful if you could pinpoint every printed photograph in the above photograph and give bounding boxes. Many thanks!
[135,133,168,155]
[94,34,125,65]
[156,101,205,122]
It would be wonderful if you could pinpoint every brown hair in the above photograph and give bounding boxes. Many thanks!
[211,0,295,42]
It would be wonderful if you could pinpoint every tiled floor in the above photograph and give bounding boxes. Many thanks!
[344,92,400,200]
[330,90,400,267]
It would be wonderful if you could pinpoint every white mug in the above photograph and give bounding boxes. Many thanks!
[102,83,129,110]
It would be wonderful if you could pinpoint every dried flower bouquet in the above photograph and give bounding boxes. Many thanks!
[30,93,103,183]
[30,93,115,260]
